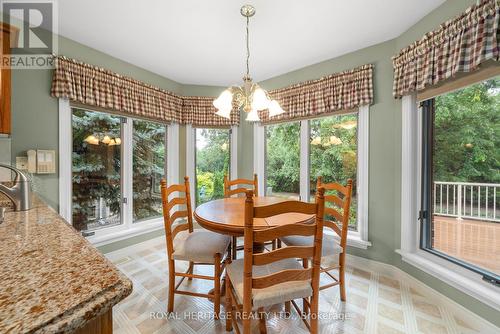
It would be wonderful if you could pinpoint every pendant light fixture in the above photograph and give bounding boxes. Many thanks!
[213,4,285,122]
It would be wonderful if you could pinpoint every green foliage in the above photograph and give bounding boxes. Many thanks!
[195,129,230,205]
[309,115,358,189]
[72,109,121,231]
[132,119,165,222]
[434,79,500,183]
[266,122,301,194]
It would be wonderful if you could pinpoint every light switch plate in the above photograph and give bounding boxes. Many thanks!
[16,156,28,171]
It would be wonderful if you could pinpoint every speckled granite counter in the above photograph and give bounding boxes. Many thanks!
[0,197,132,333]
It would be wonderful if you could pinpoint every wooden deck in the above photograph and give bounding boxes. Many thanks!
[433,216,500,274]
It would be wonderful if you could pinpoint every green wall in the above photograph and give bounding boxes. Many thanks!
[8,0,499,325]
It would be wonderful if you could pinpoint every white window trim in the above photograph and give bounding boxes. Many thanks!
[253,123,265,196]
[186,124,238,209]
[254,106,371,249]
[58,100,178,245]
[397,93,500,311]
[58,98,72,223]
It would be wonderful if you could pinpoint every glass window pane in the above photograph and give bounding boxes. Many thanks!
[72,109,122,232]
[133,119,166,223]
[195,128,230,206]
[266,122,300,200]
[309,114,358,230]
[430,78,500,275]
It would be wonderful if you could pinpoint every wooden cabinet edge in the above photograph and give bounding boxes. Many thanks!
[73,309,113,334]
[0,23,19,135]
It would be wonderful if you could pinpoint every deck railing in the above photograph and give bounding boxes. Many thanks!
[433,181,500,223]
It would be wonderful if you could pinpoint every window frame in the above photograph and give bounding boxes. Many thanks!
[254,105,371,249]
[398,93,500,311]
[186,124,238,209]
[58,99,179,245]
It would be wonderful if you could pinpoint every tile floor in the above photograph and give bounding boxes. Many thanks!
[105,236,495,334]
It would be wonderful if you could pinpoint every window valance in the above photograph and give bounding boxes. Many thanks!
[392,0,500,98]
[50,56,239,126]
[181,96,239,127]
[258,64,374,124]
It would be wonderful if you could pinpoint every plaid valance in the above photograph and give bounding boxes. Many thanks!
[182,96,239,127]
[258,64,374,124]
[392,0,500,98]
[51,56,239,126]
[51,56,183,122]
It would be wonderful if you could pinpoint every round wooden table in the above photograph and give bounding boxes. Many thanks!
[194,196,315,237]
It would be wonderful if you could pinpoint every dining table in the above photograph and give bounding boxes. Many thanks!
[194,196,315,253]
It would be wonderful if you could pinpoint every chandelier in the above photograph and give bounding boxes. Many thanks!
[213,5,285,122]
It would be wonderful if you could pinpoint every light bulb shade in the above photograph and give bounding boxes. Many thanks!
[246,109,260,122]
[84,135,99,145]
[102,135,111,144]
[215,107,232,119]
[268,100,285,117]
[251,88,270,111]
[213,89,233,111]
[114,138,122,145]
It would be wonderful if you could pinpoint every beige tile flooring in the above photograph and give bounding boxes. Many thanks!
[105,236,493,334]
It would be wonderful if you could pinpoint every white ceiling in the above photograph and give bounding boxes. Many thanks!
[57,0,445,86]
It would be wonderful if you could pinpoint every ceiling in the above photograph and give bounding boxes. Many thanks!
[57,0,445,86]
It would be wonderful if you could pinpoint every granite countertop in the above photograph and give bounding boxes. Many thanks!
[0,196,133,333]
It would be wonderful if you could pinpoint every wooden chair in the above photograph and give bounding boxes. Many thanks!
[160,176,231,318]
[225,188,326,334]
[223,174,260,259]
[280,177,353,301]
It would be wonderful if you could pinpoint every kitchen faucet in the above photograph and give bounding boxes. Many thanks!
[0,164,33,211]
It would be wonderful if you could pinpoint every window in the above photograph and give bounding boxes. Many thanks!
[72,109,122,232]
[309,113,358,229]
[420,78,500,281]
[133,119,166,223]
[256,105,370,247]
[265,122,300,199]
[67,106,171,240]
[195,128,230,205]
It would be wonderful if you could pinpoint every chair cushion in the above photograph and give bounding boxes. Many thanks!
[280,234,343,259]
[173,230,230,263]
[226,258,313,309]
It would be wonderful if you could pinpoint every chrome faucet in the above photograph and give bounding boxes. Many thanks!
[0,164,33,211]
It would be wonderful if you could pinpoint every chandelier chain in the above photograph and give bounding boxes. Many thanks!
[246,15,250,78]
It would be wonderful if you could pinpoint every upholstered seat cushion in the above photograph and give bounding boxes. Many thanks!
[173,230,230,263]
[280,234,343,259]
[226,258,313,309]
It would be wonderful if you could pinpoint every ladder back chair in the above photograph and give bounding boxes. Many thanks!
[280,177,353,301]
[223,174,261,259]
[160,176,231,318]
[225,188,326,334]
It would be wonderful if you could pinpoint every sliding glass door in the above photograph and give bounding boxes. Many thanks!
[421,77,500,280]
